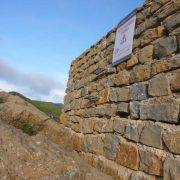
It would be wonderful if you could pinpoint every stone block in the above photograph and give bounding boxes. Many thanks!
[139,150,163,176]
[139,45,154,64]
[114,70,130,86]
[163,130,180,154]
[96,89,109,105]
[116,143,139,170]
[83,135,104,155]
[130,83,148,101]
[164,158,180,180]
[140,97,179,123]
[148,73,170,97]
[82,118,94,134]
[103,134,120,160]
[140,122,163,149]
[124,121,144,142]
[109,87,130,102]
[169,69,180,92]
[164,12,180,32]
[127,54,138,68]
[154,37,177,59]
[113,117,127,135]
[130,171,156,180]
[94,118,114,133]
[130,64,151,83]
[116,102,129,117]
[151,55,180,75]
[129,101,140,119]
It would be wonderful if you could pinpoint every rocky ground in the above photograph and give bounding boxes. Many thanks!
[0,92,112,179]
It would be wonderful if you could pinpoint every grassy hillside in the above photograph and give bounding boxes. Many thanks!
[9,92,63,120]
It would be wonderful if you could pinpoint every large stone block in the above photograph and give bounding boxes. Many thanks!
[114,70,130,86]
[154,36,177,59]
[148,73,170,97]
[139,45,154,63]
[140,98,179,123]
[82,118,94,134]
[113,117,127,135]
[124,121,144,142]
[130,83,148,101]
[109,87,130,102]
[129,101,140,119]
[139,150,163,176]
[163,12,180,32]
[130,64,151,83]
[164,158,180,180]
[83,135,104,155]
[163,130,180,154]
[116,102,129,117]
[169,69,180,92]
[103,134,120,160]
[116,143,139,170]
[140,122,163,149]
[151,55,180,75]
[94,118,114,133]
[127,54,138,68]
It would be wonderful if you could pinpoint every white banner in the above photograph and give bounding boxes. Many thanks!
[112,11,136,65]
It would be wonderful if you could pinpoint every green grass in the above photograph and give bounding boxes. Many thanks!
[19,120,36,136]
[9,91,63,120]
[0,97,4,103]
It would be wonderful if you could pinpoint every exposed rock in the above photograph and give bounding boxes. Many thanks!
[0,121,112,180]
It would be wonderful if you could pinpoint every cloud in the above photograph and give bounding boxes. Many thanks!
[0,60,66,103]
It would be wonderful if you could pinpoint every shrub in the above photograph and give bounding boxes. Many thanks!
[19,120,36,136]
[0,97,4,103]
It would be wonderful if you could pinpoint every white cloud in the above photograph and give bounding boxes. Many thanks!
[0,60,67,103]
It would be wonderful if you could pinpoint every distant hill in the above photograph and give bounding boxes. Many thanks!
[9,91,63,120]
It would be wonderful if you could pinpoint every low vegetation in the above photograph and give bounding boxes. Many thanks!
[9,91,63,120]
[0,97,4,103]
[19,119,36,136]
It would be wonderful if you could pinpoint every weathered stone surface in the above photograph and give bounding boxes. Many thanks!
[116,102,129,117]
[140,98,179,123]
[163,130,180,154]
[127,54,138,68]
[164,12,180,32]
[164,158,180,180]
[139,150,163,176]
[130,64,151,83]
[130,171,156,180]
[83,135,104,155]
[114,70,130,86]
[113,117,127,135]
[0,121,112,180]
[94,118,113,133]
[129,101,140,119]
[116,143,139,170]
[169,69,180,92]
[124,121,144,142]
[82,118,94,134]
[103,134,120,160]
[96,89,109,104]
[139,45,154,63]
[170,26,180,36]
[109,87,130,102]
[148,73,170,97]
[140,122,163,149]
[154,36,177,59]
[130,83,148,101]
[151,55,180,75]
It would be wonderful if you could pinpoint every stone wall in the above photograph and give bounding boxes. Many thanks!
[60,0,180,179]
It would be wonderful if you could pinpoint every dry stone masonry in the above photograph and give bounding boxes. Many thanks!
[60,0,180,179]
